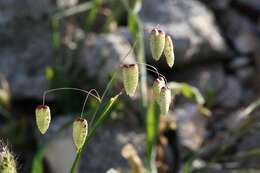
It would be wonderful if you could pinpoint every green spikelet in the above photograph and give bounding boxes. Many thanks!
[149,28,165,61]
[159,87,171,115]
[153,77,165,103]
[35,105,51,134]
[0,143,17,173]
[122,64,139,96]
[73,117,88,151]
[164,35,174,68]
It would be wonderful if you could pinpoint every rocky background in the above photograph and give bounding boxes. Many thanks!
[0,0,260,173]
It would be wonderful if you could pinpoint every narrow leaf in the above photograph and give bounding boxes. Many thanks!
[70,93,121,173]
[146,100,160,168]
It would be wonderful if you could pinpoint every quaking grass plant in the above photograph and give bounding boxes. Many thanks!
[33,27,175,173]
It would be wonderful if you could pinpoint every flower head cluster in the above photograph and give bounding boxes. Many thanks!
[121,27,174,115]
[149,28,175,67]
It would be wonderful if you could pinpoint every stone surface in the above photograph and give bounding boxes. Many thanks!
[35,116,76,173]
[216,76,243,108]
[0,0,53,100]
[173,63,226,95]
[79,32,136,87]
[0,25,52,100]
[79,123,145,173]
[200,0,231,10]
[230,56,250,69]
[140,0,229,67]
[220,10,258,54]
[172,103,207,151]
[37,114,145,173]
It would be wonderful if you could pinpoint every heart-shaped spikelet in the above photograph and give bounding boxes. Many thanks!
[121,64,139,96]
[73,117,88,151]
[35,105,51,134]
[164,35,174,68]
[149,28,165,61]
[159,87,171,115]
[153,77,165,103]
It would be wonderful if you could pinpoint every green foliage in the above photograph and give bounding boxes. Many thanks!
[70,93,121,173]
[168,82,205,105]
[84,0,102,32]
[145,100,160,172]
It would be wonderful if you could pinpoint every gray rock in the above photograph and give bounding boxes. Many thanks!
[235,66,254,82]
[220,10,258,54]
[41,117,76,173]
[230,56,250,69]
[0,25,52,100]
[0,0,53,100]
[174,63,226,95]
[216,76,243,108]
[172,103,207,151]
[200,0,231,10]
[79,122,145,173]
[0,0,52,26]
[236,123,260,169]
[37,114,145,173]
[236,0,260,14]
[79,33,136,87]
[140,0,229,67]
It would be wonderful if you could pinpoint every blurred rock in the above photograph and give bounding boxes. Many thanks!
[0,0,52,25]
[237,127,260,169]
[200,0,231,10]
[174,63,225,95]
[38,114,145,173]
[230,56,250,69]
[235,66,254,82]
[0,25,52,100]
[172,103,207,151]
[253,44,260,69]
[140,0,229,67]
[79,33,136,87]
[220,10,258,54]
[79,122,145,173]
[230,56,254,83]
[0,0,53,100]
[235,0,260,15]
[216,76,243,108]
[44,118,76,173]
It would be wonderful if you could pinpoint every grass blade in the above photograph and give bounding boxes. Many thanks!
[70,93,121,173]
[146,100,160,170]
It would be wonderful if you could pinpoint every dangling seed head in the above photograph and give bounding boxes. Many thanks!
[73,117,88,151]
[153,77,165,103]
[35,105,51,134]
[0,143,17,173]
[149,28,165,61]
[121,64,139,96]
[159,87,171,115]
[164,35,175,68]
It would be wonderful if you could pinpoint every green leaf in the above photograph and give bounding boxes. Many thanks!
[145,100,160,170]
[70,93,121,173]
[168,82,205,105]
[181,157,194,173]
[84,0,102,32]
[31,145,45,173]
